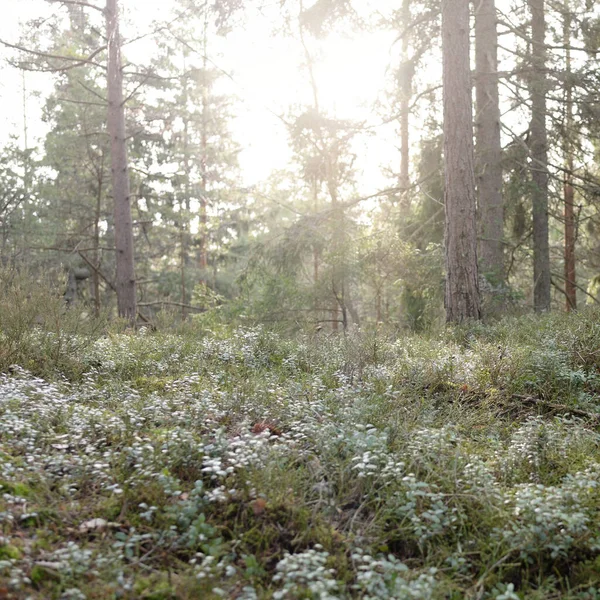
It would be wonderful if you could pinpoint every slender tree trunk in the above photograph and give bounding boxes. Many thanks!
[376,247,382,323]
[442,0,481,323]
[179,227,187,317]
[563,3,576,311]
[529,0,551,312]
[564,167,576,309]
[198,10,209,288]
[326,162,347,332]
[399,0,411,210]
[93,156,104,317]
[312,177,320,311]
[474,0,504,284]
[22,71,30,195]
[181,53,190,318]
[106,0,136,321]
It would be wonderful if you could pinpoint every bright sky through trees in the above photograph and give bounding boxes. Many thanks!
[1,0,402,188]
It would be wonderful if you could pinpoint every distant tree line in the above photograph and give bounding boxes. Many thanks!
[0,0,599,328]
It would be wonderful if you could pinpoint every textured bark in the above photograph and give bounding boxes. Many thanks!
[474,0,504,284]
[106,0,136,321]
[563,4,576,311]
[528,0,551,312]
[442,0,481,323]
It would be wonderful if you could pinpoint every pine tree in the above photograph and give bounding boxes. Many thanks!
[528,0,551,312]
[474,0,504,285]
[106,0,136,321]
[441,0,481,322]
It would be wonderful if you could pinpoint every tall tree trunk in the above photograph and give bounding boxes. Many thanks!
[312,177,320,311]
[106,0,136,321]
[474,0,504,284]
[22,71,30,195]
[399,0,411,211]
[92,155,104,317]
[563,2,576,311]
[198,10,209,289]
[442,0,481,323]
[529,0,551,312]
[181,53,190,319]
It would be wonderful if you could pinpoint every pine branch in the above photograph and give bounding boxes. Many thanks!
[0,39,106,72]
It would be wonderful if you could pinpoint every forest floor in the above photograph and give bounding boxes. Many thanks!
[2,311,600,599]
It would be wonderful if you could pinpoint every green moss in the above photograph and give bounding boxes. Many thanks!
[133,574,177,599]
[30,564,61,586]
[0,480,34,497]
[0,545,22,560]
[20,508,57,528]
[94,495,124,522]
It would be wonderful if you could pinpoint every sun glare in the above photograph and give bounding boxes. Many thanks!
[1,0,398,188]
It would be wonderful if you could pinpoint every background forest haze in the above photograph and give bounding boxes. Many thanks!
[2,0,599,329]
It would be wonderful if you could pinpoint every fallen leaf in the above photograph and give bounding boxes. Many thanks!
[251,498,267,516]
[251,421,282,436]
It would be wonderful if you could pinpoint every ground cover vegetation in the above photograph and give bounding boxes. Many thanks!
[2,280,600,599]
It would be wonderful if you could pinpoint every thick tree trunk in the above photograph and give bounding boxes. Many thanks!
[529,0,551,312]
[106,0,136,321]
[474,0,504,284]
[563,4,576,311]
[442,0,481,323]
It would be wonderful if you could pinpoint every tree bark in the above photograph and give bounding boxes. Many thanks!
[528,0,551,312]
[442,0,481,323]
[474,0,504,284]
[563,3,576,311]
[106,0,136,321]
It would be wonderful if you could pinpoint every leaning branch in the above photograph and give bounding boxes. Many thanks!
[0,39,106,71]
[78,251,117,293]
[46,0,106,13]
[551,271,600,306]
[137,301,202,311]
[513,394,600,423]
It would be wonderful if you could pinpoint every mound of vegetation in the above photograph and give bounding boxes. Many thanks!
[2,311,600,598]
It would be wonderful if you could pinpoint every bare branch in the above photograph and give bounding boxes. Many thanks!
[0,39,106,71]
[46,0,105,13]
